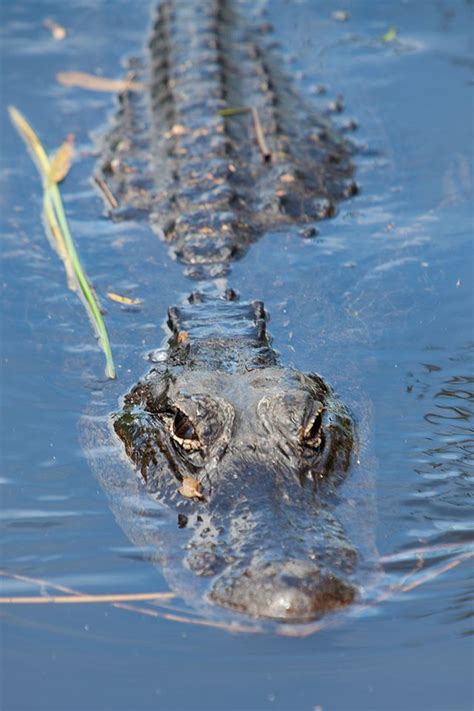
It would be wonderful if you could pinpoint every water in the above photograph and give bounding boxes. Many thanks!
[1,1,473,709]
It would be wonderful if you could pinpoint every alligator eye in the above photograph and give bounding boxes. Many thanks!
[301,409,324,449]
[171,410,200,450]
[173,411,197,440]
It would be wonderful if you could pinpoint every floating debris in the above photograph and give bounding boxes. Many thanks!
[56,71,144,93]
[250,106,271,162]
[43,18,67,40]
[178,477,204,499]
[218,105,271,162]
[107,292,142,305]
[0,591,173,604]
[332,10,350,22]
[0,569,174,604]
[164,124,187,139]
[93,175,119,208]
[299,226,318,239]
[382,27,399,44]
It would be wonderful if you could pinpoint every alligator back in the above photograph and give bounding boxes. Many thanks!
[97,0,357,276]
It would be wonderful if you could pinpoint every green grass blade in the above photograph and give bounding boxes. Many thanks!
[44,187,115,378]
[218,106,251,117]
[8,106,116,379]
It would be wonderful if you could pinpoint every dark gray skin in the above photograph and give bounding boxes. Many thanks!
[99,0,357,279]
[114,291,357,622]
[91,0,365,624]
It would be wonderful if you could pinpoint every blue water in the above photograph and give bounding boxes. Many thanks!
[1,1,473,709]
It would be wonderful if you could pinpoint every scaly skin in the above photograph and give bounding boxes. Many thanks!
[98,0,357,277]
[114,292,357,622]
[94,1,362,623]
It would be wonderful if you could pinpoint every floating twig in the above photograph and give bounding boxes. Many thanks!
[0,568,253,632]
[106,292,142,305]
[379,541,474,564]
[0,569,78,596]
[0,569,173,605]
[250,106,271,162]
[57,71,144,93]
[94,175,119,209]
[115,602,261,634]
[400,553,473,594]
[219,106,272,162]
[373,550,474,608]
[0,592,174,604]
[8,106,116,379]
[43,18,67,41]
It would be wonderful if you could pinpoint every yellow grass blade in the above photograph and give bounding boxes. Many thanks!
[107,292,142,305]
[48,133,75,185]
[8,106,116,379]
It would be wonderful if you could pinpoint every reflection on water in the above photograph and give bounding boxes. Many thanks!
[378,346,474,635]
[410,351,473,562]
[409,347,473,535]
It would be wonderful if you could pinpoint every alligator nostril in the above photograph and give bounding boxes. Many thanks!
[210,559,356,622]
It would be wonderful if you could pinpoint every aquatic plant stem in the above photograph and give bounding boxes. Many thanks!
[8,106,115,379]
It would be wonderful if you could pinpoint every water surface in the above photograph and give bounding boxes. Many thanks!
[1,1,473,709]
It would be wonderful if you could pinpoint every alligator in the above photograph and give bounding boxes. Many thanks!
[109,290,360,623]
[98,0,357,278]
[87,0,372,625]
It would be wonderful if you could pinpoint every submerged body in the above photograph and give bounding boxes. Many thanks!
[99,0,357,277]
[113,292,358,622]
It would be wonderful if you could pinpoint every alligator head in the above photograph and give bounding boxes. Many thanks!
[114,291,356,623]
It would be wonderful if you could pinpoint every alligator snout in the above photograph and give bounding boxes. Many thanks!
[210,559,356,622]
